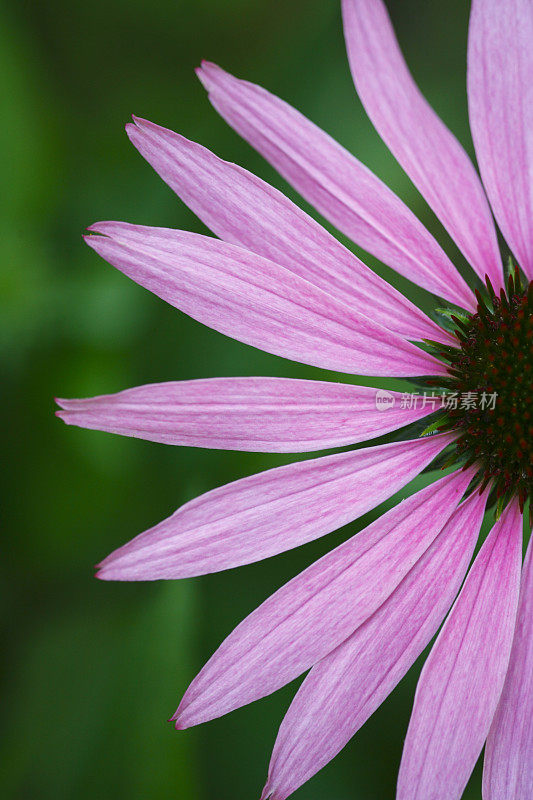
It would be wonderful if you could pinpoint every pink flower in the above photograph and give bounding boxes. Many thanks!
[56,1,532,798]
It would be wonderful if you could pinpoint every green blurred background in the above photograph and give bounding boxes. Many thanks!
[2,1,488,798]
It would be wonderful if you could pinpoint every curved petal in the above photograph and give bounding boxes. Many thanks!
[171,468,473,729]
[85,224,445,378]
[97,433,453,581]
[55,378,432,453]
[397,501,523,800]
[342,0,503,290]
[126,117,451,343]
[483,532,533,799]
[468,0,533,280]
[197,62,474,309]
[262,489,487,800]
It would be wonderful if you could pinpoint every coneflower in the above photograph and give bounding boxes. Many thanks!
[56,1,532,797]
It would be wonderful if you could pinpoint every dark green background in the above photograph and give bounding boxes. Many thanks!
[2,1,489,797]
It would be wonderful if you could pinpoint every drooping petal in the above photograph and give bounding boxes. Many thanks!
[56,377,432,453]
[171,467,472,729]
[85,224,445,378]
[342,0,503,290]
[262,489,487,800]
[483,530,533,799]
[196,62,475,309]
[397,501,523,800]
[97,433,453,582]
[126,117,451,343]
[468,0,533,281]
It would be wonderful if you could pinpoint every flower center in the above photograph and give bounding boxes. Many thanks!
[433,272,533,512]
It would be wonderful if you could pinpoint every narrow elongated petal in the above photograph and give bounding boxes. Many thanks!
[171,467,472,728]
[397,501,523,800]
[342,0,503,289]
[468,0,533,280]
[262,490,487,800]
[97,433,453,582]
[55,378,432,453]
[126,117,451,343]
[196,62,475,309]
[483,533,533,799]
[85,224,445,378]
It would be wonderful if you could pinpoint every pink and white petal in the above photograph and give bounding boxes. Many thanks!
[262,489,488,800]
[56,378,433,454]
[127,117,451,343]
[342,0,503,290]
[468,0,533,281]
[85,225,444,378]
[397,501,523,800]
[483,528,533,799]
[97,433,453,582]
[196,62,474,310]
[171,467,473,729]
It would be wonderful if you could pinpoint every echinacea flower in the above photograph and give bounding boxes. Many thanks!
[56,0,532,797]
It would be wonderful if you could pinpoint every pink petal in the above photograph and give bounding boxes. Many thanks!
[262,489,488,800]
[85,224,445,378]
[483,530,533,799]
[342,0,503,290]
[97,433,453,582]
[172,467,472,729]
[126,117,450,343]
[56,377,432,453]
[197,62,475,310]
[397,501,523,800]
[468,0,533,281]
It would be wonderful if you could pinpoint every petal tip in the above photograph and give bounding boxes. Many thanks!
[195,63,209,89]
[196,60,226,90]
[95,559,121,580]
[173,715,187,731]
[259,784,271,800]
[86,221,108,235]
[167,709,182,725]
[126,116,152,139]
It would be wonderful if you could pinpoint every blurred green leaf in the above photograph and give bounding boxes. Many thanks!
[2,1,494,798]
